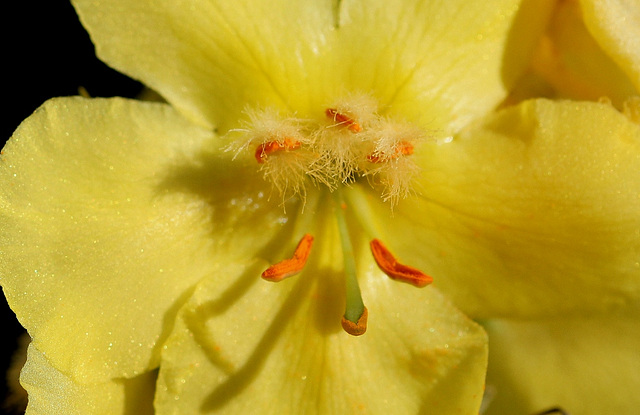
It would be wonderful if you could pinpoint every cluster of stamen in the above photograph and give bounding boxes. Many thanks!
[231,94,424,204]
[232,95,432,336]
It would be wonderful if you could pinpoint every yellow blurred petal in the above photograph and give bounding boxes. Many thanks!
[378,99,640,318]
[482,313,640,415]
[71,0,554,133]
[580,0,640,92]
[21,343,156,415]
[531,0,638,104]
[0,97,292,382]
[155,216,488,414]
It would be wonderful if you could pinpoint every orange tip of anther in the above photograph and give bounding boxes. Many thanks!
[325,108,362,133]
[366,141,414,163]
[255,138,301,163]
[370,239,433,287]
[261,234,314,282]
[341,307,368,336]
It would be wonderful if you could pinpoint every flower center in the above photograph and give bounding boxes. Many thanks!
[230,94,432,336]
[230,93,425,205]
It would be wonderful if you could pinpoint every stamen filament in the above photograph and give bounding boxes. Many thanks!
[262,234,314,282]
[332,190,367,336]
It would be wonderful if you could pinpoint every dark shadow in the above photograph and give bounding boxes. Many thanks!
[119,369,158,415]
[150,141,303,361]
[156,142,301,259]
[500,0,554,98]
[182,261,267,377]
[198,274,313,412]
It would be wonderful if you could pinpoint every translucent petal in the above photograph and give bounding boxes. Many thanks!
[0,97,295,382]
[580,0,640,91]
[21,343,156,415]
[373,99,640,318]
[530,0,638,105]
[482,313,640,415]
[71,0,554,132]
[155,213,488,414]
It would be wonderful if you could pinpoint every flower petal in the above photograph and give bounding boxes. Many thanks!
[71,0,554,133]
[580,0,640,91]
[377,99,640,318]
[20,343,156,415]
[0,97,293,382]
[71,0,336,130]
[155,219,488,414]
[482,313,640,415]
[337,0,555,131]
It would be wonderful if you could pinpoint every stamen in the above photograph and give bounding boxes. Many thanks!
[325,108,362,133]
[255,138,302,163]
[366,141,414,163]
[262,234,314,282]
[370,239,433,287]
[333,190,368,336]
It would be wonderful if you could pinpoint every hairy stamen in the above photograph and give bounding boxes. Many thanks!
[325,108,362,133]
[366,140,414,163]
[255,138,302,163]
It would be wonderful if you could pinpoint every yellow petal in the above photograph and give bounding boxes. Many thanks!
[71,0,336,130]
[71,0,554,133]
[154,215,488,414]
[338,0,555,131]
[21,343,156,415]
[580,0,640,92]
[482,313,640,415]
[0,97,292,382]
[375,99,640,318]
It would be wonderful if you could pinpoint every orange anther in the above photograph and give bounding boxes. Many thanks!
[325,108,362,133]
[370,239,432,287]
[262,234,314,282]
[367,141,414,163]
[255,138,301,163]
[341,307,368,336]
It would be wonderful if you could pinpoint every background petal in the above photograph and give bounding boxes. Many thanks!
[482,313,640,415]
[21,343,156,415]
[0,97,295,383]
[155,212,488,415]
[580,0,640,91]
[375,99,640,318]
[529,0,638,105]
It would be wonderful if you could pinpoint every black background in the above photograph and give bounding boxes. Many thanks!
[3,1,142,409]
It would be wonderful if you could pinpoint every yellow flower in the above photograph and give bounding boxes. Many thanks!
[2,0,640,414]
